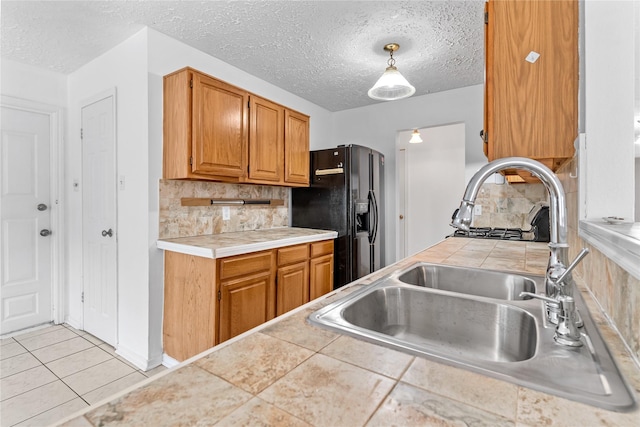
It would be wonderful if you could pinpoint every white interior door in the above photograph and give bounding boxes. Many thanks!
[82,94,117,345]
[0,106,52,334]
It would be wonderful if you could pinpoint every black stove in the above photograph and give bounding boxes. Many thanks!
[451,227,530,241]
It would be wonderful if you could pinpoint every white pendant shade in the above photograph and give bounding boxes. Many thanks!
[409,129,423,143]
[368,66,416,101]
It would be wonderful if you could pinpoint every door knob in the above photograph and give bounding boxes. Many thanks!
[37,203,48,211]
[40,229,51,237]
[399,214,404,220]
[101,229,113,237]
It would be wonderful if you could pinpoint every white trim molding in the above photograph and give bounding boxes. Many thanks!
[579,220,640,281]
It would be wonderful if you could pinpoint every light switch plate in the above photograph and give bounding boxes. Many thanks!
[474,205,482,216]
[222,206,230,221]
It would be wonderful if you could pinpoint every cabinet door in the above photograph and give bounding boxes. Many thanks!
[310,253,333,300]
[284,109,310,185]
[192,72,248,177]
[485,0,577,164]
[276,261,310,316]
[249,96,284,182]
[219,270,275,343]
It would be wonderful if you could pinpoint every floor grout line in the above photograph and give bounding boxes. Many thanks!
[0,323,166,426]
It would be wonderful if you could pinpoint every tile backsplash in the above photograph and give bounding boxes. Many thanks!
[159,180,289,239]
[472,181,549,229]
[557,157,640,363]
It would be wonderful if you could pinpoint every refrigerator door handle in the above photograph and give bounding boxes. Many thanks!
[368,189,379,245]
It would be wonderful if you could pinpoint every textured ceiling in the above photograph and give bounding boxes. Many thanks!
[1,1,485,111]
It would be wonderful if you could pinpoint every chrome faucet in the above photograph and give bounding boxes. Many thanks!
[451,157,589,346]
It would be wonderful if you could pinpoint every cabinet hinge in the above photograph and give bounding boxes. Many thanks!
[217,290,221,301]
[248,100,250,109]
[484,11,488,24]
[189,79,193,89]
[81,291,84,303]
[80,128,83,140]
[189,156,193,166]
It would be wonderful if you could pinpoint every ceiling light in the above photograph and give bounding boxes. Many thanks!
[409,129,423,144]
[368,43,416,101]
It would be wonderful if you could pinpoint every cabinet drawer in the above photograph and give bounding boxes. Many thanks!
[310,240,333,258]
[277,244,309,266]
[219,251,272,280]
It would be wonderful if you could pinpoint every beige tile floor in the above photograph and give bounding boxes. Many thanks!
[0,324,166,426]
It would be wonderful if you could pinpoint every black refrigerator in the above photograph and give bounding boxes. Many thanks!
[291,145,384,288]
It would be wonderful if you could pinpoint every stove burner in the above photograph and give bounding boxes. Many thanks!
[453,227,526,241]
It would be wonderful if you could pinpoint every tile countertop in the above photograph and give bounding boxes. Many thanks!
[59,238,640,427]
[156,227,339,258]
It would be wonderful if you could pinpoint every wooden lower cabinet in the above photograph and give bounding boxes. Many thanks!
[219,270,275,342]
[163,239,334,361]
[276,262,309,316]
[310,254,334,300]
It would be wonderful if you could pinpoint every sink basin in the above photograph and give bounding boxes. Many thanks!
[396,262,536,300]
[342,286,537,362]
[309,263,637,412]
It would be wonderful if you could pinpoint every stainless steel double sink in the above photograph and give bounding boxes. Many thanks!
[309,262,637,412]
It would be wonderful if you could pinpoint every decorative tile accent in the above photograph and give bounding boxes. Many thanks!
[473,182,548,229]
[368,382,514,427]
[159,179,289,239]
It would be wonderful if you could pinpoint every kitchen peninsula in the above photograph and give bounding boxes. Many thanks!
[58,238,640,426]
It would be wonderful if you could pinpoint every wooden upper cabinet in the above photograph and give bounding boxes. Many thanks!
[192,72,248,178]
[248,95,284,183]
[284,109,310,186]
[163,67,310,187]
[163,67,248,180]
[484,0,578,174]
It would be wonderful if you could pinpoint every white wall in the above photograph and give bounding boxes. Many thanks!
[1,59,67,106]
[583,1,635,220]
[67,29,153,368]
[332,84,485,264]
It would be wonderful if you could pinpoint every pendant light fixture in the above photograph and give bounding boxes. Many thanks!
[409,129,423,144]
[368,43,416,101]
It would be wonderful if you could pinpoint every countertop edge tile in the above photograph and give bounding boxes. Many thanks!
[156,227,338,259]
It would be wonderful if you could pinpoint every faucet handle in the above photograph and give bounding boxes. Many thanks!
[519,292,583,347]
[554,248,589,287]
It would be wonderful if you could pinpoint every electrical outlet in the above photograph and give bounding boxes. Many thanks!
[222,206,230,221]
[474,205,482,216]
